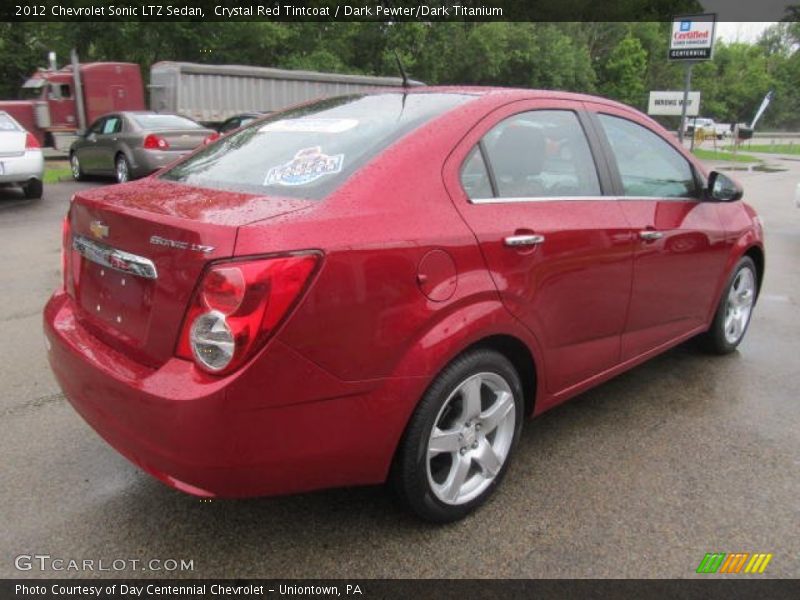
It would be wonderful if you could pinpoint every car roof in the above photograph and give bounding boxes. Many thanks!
[349,86,654,122]
[360,85,630,107]
[359,86,664,132]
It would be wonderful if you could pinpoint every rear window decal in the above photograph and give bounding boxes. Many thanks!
[260,118,359,134]
[264,147,344,186]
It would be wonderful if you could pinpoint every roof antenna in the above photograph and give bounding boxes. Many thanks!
[393,50,411,89]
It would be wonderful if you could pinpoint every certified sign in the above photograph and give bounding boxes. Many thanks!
[669,14,716,61]
[648,91,701,116]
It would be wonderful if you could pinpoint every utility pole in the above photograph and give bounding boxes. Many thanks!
[678,62,694,144]
[70,49,87,135]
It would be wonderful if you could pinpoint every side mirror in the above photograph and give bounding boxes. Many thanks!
[707,170,743,202]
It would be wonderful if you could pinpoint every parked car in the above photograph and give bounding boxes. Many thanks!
[0,111,44,199]
[45,88,764,522]
[685,117,729,140]
[684,117,711,136]
[69,111,215,184]
[217,112,266,134]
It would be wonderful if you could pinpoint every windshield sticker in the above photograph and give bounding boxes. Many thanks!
[260,118,359,134]
[264,147,344,186]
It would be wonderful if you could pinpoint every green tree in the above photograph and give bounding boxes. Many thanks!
[600,33,648,107]
[757,22,800,129]
[1,20,798,130]
[690,42,774,125]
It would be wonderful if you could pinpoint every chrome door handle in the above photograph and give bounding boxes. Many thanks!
[639,230,664,241]
[504,234,545,247]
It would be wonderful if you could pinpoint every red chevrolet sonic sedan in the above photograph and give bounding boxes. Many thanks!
[44,88,764,522]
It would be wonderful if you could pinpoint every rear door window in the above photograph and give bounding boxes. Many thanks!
[161,93,473,199]
[477,110,601,199]
[102,117,121,135]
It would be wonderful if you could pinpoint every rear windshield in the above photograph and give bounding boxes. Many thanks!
[160,93,473,199]
[0,113,21,132]
[133,114,202,130]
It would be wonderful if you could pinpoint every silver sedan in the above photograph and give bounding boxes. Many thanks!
[0,111,44,199]
[69,111,214,184]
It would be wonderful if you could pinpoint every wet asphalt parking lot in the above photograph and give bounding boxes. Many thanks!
[1,158,798,579]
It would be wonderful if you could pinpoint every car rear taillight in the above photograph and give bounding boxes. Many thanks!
[177,253,320,374]
[25,132,40,149]
[203,132,221,145]
[143,134,169,150]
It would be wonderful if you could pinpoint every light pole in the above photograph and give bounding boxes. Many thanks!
[677,62,694,144]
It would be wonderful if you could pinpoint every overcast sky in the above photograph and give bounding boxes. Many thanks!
[715,22,775,43]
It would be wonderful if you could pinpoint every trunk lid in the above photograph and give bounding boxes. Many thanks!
[66,179,315,367]
[154,128,213,151]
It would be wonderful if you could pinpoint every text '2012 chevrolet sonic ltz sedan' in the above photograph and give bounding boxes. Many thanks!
[44,88,764,522]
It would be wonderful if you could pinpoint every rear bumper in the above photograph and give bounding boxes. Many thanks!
[130,148,190,177]
[0,150,43,183]
[44,291,423,497]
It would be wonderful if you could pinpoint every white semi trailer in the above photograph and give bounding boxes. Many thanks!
[149,61,420,125]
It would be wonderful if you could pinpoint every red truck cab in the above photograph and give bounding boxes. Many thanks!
[0,62,145,147]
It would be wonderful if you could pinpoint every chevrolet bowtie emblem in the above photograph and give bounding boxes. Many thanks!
[90,221,109,239]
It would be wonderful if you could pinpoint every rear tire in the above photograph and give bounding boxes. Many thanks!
[23,179,43,199]
[392,348,524,523]
[70,153,85,181]
[700,256,758,354]
[115,153,131,184]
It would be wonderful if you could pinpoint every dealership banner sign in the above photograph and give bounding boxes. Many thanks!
[669,14,716,61]
[648,91,701,117]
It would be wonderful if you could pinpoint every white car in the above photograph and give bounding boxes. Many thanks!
[685,118,730,140]
[0,111,44,199]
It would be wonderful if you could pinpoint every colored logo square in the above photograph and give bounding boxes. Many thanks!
[680,20,691,31]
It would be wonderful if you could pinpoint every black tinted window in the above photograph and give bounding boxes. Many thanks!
[482,110,600,198]
[219,118,241,133]
[598,114,697,198]
[161,93,473,199]
[89,118,105,135]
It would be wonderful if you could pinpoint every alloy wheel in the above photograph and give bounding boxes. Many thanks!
[723,266,756,344]
[70,155,81,179]
[426,372,516,505]
[116,157,129,183]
